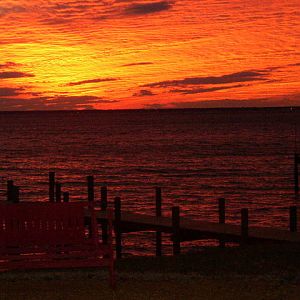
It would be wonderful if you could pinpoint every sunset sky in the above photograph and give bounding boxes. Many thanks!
[0,0,299,110]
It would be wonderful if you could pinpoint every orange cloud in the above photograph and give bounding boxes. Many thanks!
[0,0,299,110]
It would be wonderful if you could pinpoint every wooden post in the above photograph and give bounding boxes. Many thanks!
[241,208,249,245]
[55,182,61,202]
[49,172,55,202]
[12,186,20,203]
[114,197,122,259]
[289,206,297,232]
[86,176,95,238]
[63,192,69,203]
[172,206,180,255]
[7,180,14,202]
[101,186,108,210]
[155,187,162,256]
[87,175,94,203]
[294,153,299,196]
[218,198,226,247]
[101,186,108,245]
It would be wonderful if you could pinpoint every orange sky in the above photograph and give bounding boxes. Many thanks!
[0,0,299,110]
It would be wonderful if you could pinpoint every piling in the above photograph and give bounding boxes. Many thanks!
[218,198,226,247]
[12,186,20,203]
[172,206,180,255]
[6,180,14,202]
[289,206,297,232]
[49,172,55,202]
[55,183,61,202]
[155,187,162,256]
[87,176,94,203]
[101,186,108,210]
[101,186,108,244]
[241,208,249,245]
[63,192,69,203]
[114,197,122,259]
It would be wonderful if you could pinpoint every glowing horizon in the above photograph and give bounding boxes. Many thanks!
[0,0,299,110]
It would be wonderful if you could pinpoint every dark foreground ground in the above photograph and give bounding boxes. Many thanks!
[1,245,300,300]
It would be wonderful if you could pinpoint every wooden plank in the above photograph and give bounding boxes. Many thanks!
[92,210,300,244]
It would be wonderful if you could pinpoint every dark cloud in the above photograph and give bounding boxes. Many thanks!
[171,99,268,109]
[40,17,72,26]
[124,1,173,15]
[49,95,115,105]
[144,70,268,88]
[133,89,156,97]
[0,95,119,111]
[144,103,166,109]
[38,2,119,25]
[0,5,26,17]
[171,84,244,94]
[170,94,300,109]
[0,62,22,69]
[67,78,118,86]
[44,96,119,110]
[0,87,24,97]
[288,62,300,67]
[122,62,153,67]
[0,71,34,79]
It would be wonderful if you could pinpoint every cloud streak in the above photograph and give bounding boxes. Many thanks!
[170,93,300,109]
[67,78,118,86]
[122,62,153,67]
[0,71,34,79]
[0,62,22,69]
[0,95,119,111]
[133,89,156,97]
[0,87,24,97]
[171,84,244,94]
[144,70,268,88]
[0,5,27,17]
[124,1,173,15]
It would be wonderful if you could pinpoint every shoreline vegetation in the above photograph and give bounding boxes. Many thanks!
[1,245,300,299]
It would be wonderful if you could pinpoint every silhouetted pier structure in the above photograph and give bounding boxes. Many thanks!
[93,202,300,258]
[4,171,300,258]
[84,174,300,257]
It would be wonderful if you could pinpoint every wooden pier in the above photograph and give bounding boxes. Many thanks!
[4,170,300,258]
[86,204,300,257]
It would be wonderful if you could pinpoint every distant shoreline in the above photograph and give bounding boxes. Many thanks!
[0,106,299,113]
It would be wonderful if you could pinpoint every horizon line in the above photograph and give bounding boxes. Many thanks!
[0,105,299,113]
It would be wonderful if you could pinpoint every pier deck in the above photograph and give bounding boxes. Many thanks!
[87,209,300,244]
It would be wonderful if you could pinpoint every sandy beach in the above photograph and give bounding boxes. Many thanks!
[1,245,300,299]
[2,276,299,300]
